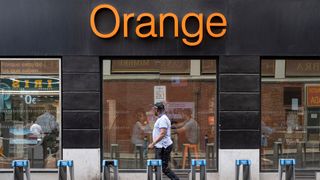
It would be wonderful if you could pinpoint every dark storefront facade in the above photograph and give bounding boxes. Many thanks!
[0,0,320,179]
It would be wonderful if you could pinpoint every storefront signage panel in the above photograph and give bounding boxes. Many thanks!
[307,86,320,107]
[286,60,320,76]
[261,60,275,76]
[201,60,216,74]
[112,60,190,74]
[90,4,227,46]
[0,60,59,75]
[0,78,59,91]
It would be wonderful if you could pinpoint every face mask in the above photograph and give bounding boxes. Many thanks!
[154,111,158,116]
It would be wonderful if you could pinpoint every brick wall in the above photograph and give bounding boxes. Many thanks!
[261,82,304,148]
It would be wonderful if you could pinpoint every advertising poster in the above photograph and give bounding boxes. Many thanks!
[154,86,166,104]
[307,85,320,107]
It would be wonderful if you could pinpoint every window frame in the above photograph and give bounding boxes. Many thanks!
[102,58,219,172]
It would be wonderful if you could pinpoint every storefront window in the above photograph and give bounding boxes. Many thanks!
[0,59,60,169]
[261,59,320,170]
[103,59,217,170]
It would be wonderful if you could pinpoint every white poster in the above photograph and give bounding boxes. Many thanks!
[311,114,318,119]
[154,86,166,104]
[291,98,299,110]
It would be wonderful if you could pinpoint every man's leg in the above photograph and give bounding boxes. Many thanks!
[162,145,179,180]
[155,148,163,176]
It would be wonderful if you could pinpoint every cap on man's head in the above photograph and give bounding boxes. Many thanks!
[154,102,165,111]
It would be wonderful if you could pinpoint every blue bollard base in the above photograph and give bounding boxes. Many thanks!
[147,159,162,166]
[192,159,207,166]
[279,159,296,166]
[236,160,251,166]
[12,160,29,167]
[103,159,118,167]
[57,160,74,167]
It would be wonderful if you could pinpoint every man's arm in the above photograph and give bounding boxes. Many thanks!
[174,121,190,134]
[173,121,186,129]
[175,127,186,134]
[137,121,146,131]
[148,128,167,149]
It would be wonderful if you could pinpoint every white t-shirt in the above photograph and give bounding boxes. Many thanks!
[152,114,173,148]
[30,123,42,136]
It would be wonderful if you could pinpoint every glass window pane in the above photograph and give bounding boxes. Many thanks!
[103,59,217,170]
[0,59,60,169]
[261,59,320,171]
[201,60,216,74]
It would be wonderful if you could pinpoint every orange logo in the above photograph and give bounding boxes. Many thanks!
[90,4,227,46]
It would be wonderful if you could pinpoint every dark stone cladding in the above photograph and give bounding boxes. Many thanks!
[218,56,261,149]
[62,56,101,148]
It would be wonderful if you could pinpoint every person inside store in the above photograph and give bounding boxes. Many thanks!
[261,120,274,147]
[30,121,43,140]
[131,109,152,158]
[35,104,59,165]
[261,120,274,165]
[148,102,180,180]
[131,109,147,146]
[172,109,199,145]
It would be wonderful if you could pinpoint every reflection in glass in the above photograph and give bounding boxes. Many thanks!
[261,59,320,171]
[103,60,217,170]
[0,59,60,169]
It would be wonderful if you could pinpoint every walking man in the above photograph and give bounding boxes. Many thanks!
[148,102,180,180]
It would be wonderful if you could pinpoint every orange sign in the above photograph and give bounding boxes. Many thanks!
[307,86,320,107]
[90,4,227,46]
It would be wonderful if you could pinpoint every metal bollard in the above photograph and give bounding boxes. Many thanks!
[296,142,306,168]
[278,159,295,180]
[273,141,283,168]
[12,160,31,180]
[103,160,119,180]
[191,159,206,180]
[205,143,215,168]
[147,159,162,180]
[111,144,120,160]
[57,160,74,180]
[135,144,144,169]
[235,160,251,180]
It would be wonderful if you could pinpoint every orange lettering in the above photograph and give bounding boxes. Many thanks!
[159,13,178,38]
[90,4,120,38]
[181,13,203,46]
[136,13,157,38]
[206,13,227,38]
[90,4,228,46]
[123,13,135,38]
